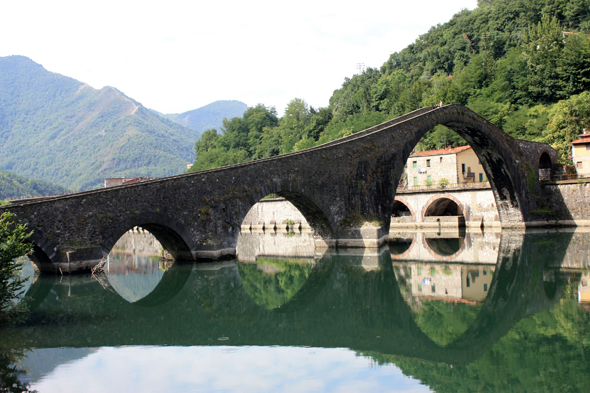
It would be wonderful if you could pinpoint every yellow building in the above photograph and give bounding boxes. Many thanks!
[571,133,590,176]
[406,146,487,187]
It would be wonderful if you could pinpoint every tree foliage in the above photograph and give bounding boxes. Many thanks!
[187,0,590,171]
[0,212,32,325]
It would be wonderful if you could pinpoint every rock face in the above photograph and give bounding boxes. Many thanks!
[1,105,557,273]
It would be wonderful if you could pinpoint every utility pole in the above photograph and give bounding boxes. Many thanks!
[482,32,488,53]
[356,63,365,74]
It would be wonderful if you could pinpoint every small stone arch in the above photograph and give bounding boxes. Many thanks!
[26,230,58,273]
[102,212,195,260]
[538,151,553,181]
[391,196,415,220]
[422,194,470,222]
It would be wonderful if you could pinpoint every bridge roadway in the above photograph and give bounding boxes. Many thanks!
[4,231,572,366]
[1,105,557,273]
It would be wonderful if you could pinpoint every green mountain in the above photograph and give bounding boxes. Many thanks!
[189,0,590,171]
[0,56,199,190]
[0,171,69,200]
[161,100,248,137]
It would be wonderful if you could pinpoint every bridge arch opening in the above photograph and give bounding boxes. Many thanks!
[392,199,414,219]
[103,215,194,262]
[237,191,333,260]
[539,152,552,181]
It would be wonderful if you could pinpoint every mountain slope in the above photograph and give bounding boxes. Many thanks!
[0,56,197,190]
[162,100,248,136]
[0,171,69,200]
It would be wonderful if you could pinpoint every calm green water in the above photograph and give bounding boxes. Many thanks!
[2,229,590,392]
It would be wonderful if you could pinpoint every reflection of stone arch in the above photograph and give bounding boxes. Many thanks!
[132,263,193,307]
[389,235,417,260]
[422,194,470,221]
[422,234,466,261]
[392,196,415,220]
[102,212,195,260]
[538,151,553,181]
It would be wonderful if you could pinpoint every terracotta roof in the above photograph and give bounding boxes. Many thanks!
[572,134,590,145]
[410,145,471,157]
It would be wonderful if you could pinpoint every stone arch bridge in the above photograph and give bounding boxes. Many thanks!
[1,105,556,273]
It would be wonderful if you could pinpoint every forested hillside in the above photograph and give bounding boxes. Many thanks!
[189,0,590,172]
[161,100,248,138]
[0,56,199,190]
[0,171,69,200]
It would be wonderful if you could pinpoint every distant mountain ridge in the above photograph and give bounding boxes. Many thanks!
[0,56,245,190]
[161,100,247,136]
[0,170,69,200]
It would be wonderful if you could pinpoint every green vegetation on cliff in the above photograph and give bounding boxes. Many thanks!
[189,0,590,170]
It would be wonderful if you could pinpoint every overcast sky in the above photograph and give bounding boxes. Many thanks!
[1,0,478,115]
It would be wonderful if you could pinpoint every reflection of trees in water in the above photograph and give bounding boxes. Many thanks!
[0,335,36,392]
[364,295,590,393]
[412,300,481,346]
[238,258,313,310]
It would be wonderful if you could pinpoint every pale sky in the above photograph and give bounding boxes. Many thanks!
[0,0,478,115]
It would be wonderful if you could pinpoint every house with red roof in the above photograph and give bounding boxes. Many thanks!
[571,132,590,176]
[405,145,487,187]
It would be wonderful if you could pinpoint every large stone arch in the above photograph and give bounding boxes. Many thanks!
[388,105,555,228]
[102,211,195,260]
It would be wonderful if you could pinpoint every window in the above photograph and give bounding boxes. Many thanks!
[431,285,436,293]
[483,270,487,276]
[417,267,421,275]
[418,284,422,291]
[586,145,590,150]
[426,159,431,167]
[430,267,435,276]
[427,175,431,183]
[413,177,418,186]
[440,157,443,163]
[479,173,484,182]
[461,163,466,173]
[413,161,417,168]
[484,283,488,292]
[466,277,470,287]
[578,161,583,168]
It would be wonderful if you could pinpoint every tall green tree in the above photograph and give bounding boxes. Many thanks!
[0,212,32,325]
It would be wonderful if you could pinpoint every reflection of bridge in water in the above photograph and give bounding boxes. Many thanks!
[10,230,589,367]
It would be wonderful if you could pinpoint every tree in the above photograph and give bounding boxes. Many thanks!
[0,212,32,324]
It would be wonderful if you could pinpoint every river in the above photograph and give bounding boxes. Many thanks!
[2,227,590,392]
